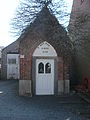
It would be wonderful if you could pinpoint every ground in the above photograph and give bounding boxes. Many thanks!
[0,80,90,120]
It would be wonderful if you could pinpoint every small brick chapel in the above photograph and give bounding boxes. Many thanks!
[19,6,71,96]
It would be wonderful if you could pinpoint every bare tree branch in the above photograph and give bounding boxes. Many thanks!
[11,0,70,37]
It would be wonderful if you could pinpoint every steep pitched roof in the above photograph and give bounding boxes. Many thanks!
[20,6,72,57]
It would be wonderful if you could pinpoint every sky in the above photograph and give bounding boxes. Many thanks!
[0,0,73,47]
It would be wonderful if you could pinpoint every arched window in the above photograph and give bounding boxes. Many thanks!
[38,62,44,73]
[45,63,51,73]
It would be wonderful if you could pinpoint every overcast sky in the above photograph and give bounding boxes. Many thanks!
[0,0,73,47]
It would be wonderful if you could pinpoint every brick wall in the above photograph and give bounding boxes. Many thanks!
[20,52,66,81]
[19,29,70,81]
[68,0,90,82]
[20,58,31,80]
[58,57,63,80]
[20,46,34,80]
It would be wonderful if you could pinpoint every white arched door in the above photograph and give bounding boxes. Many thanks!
[36,59,54,95]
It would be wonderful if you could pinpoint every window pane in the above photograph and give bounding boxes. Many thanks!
[45,63,51,73]
[38,62,44,73]
[8,59,16,64]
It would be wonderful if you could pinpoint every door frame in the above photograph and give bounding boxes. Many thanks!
[32,57,58,95]
[36,59,54,95]
[7,53,20,79]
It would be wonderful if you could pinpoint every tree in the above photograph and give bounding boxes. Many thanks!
[11,0,70,37]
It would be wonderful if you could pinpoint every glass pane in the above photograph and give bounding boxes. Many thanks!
[38,62,44,73]
[8,59,16,64]
[45,63,51,73]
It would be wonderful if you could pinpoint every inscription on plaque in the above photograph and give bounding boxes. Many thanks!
[41,47,49,53]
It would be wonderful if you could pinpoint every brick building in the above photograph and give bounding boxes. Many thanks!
[68,0,90,85]
[19,7,71,96]
[1,6,71,96]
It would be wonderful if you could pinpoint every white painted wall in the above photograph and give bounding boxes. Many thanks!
[33,41,57,57]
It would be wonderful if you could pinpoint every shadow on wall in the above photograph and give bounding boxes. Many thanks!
[0,64,1,80]
[0,69,1,80]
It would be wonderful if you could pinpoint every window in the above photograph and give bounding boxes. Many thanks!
[45,63,51,73]
[38,62,44,73]
[8,59,16,64]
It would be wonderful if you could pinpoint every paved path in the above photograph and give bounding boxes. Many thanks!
[0,80,90,120]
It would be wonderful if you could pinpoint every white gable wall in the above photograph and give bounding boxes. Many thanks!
[33,41,57,57]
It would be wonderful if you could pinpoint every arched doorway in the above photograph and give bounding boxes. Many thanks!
[36,59,54,95]
[32,41,58,95]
